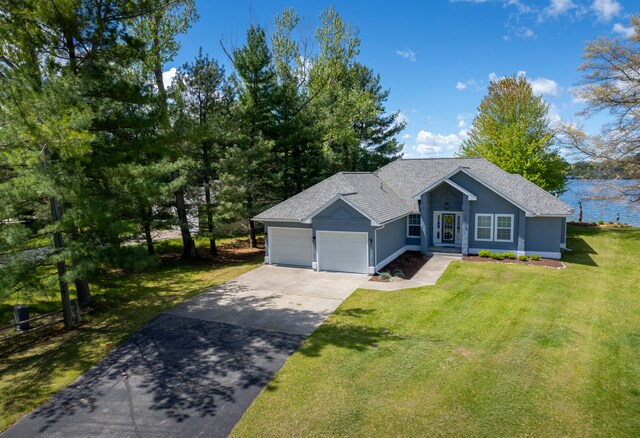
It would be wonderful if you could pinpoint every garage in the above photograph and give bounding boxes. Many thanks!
[317,231,369,274]
[268,227,313,267]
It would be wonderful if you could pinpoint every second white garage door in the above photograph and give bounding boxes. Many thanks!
[269,227,312,267]
[317,231,369,274]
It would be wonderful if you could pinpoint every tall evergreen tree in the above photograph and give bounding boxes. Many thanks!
[218,24,277,248]
[0,1,189,315]
[170,49,233,256]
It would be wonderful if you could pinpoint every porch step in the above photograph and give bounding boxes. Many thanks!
[426,246,462,256]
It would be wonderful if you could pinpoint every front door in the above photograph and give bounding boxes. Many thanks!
[442,214,455,243]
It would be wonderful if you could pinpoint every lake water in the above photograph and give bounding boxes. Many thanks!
[559,179,640,226]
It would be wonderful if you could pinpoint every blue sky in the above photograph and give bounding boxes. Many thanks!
[167,0,638,158]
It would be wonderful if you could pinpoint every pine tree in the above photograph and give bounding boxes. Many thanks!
[219,25,277,248]
[170,49,233,256]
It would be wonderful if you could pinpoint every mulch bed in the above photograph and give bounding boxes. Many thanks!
[462,255,564,269]
[369,251,429,282]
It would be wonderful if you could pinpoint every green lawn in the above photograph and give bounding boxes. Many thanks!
[232,225,640,437]
[0,238,263,432]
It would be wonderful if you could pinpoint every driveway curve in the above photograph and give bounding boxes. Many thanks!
[2,266,367,438]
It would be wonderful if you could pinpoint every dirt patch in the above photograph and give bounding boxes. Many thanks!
[370,251,429,282]
[452,347,473,358]
[462,255,564,269]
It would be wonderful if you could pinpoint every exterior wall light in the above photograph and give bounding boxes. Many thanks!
[445,202,449,210]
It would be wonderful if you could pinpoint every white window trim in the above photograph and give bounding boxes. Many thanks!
[494,214,514,242]
[474,213,493,242]
[406,214,421,238]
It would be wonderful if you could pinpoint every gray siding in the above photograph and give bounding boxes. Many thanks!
[450,172,520,251]
[376,216,407,265]
[429,183,463,212]
[312,199,374,266]
[406,237,420,246]
[525,217,563,254]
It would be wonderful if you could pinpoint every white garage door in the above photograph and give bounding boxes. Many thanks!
[317,231,369,274]
[268,227,312,267]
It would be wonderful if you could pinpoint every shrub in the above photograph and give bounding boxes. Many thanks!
[598,219,604,225]
[609,221,614,224]
[478,250,492,258]
[591,221,597,225]
[518,255,528,261]
[530,254,541,261]
[392,268,405,278]
[490,252,504,260]
[379,272,391,281]
[503,252,516,259]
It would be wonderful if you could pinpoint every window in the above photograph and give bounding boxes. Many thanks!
[407,214,421,237]
[475,214,493,241]
[495,214,514,242]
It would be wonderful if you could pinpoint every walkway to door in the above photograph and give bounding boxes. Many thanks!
[365,254,461,291]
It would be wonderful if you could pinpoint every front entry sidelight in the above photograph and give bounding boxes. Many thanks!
[442,213,455,243]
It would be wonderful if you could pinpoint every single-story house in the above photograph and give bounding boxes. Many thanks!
[253,157,573,274]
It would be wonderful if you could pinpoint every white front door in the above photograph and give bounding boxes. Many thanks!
[317,231,368,274]
[268,227,313,267]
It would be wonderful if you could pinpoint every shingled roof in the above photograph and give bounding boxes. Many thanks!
[253,157,573,223]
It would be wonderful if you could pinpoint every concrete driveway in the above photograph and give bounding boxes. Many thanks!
[3,266,367,438]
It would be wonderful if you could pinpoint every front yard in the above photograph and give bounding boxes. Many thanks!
[232,225,640,437]
[0,238,264,432]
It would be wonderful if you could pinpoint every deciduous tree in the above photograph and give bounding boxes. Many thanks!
[459,75,568,194]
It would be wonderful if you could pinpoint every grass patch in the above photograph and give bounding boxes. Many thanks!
[0,238,263,432]
[232,226,640,437]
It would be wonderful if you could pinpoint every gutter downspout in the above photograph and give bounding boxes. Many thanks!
[374,223,386,273]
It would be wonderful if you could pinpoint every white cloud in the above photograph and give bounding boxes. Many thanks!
[592,0,621,22]
[414,130,463,157]
[402,133,412,139]
[516,26,536,39]
[396,49,417,62]
[612,23,636,38]
[416,144,443,155]
[455,79,477,90]
[488,72,499,82]
[162,67,177,88]
[530,77,560,96]
[542,0,577,18]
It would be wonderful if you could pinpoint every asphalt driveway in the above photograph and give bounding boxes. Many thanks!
[3,266,367,438]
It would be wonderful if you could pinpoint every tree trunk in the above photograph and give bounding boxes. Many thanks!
[143,207,155,255]
[44,148,73,329]
[173,170,198,260]
[74,279,92,308]
[71,226,93,307]
[50,196,73,330]
[202,144,217,257]
[204,184,217,256]
[578,201,583,222]
[249,220,258,249]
